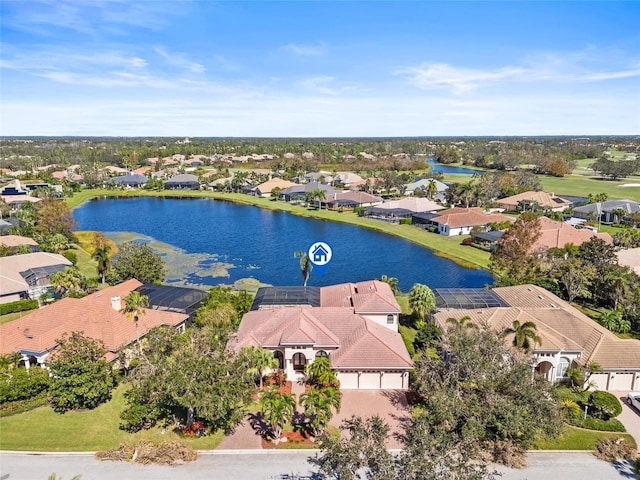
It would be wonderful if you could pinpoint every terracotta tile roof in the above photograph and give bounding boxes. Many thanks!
[234,307,411,369]
[320,280,401,314]
[532,217,613,252]
[431,207,513,228]
[0,279,188,362]
[497,191,572,210]
[0,252,72,296]
[254,178,297,194]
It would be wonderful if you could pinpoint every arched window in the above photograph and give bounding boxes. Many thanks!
[273,351,284,370]
[387,314,394,324]
[293,352,307,372]
[557,357,571,378]
[315,350,328,358]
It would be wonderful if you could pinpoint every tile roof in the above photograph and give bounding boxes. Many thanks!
[320,280,401,314]
[233,307,412,369]
[375,197,444,213]
[497,191,572,209]
[434,284,640,370]
[532,217,613,252]
[325,191,383,205]
[0,235,38,248]
[431,207,513,228]
[0,252,72,296]
[0,279,188,362]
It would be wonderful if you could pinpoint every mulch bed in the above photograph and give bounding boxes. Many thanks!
[261,430,317,449]
[252,381,292,400]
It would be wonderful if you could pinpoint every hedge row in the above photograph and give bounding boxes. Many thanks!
[0,299,39,315]
[565,415,626,432]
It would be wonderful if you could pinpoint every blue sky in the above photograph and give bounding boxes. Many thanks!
[1,1,639,136]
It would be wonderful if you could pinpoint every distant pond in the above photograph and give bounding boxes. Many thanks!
[73,197,493,292]
[427,158,484,175]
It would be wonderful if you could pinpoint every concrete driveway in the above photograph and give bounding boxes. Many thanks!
[612,391,640,447]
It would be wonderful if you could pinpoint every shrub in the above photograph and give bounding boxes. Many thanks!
[589,391,622,420]
[461,237,473,246]
[266,369,287,387]
[0,367,51,403]
[560,399,581,419]
[399,218,412,225]
[0,299,39,315]
[565,415,626,432]
[593,437,637,462]
[61,250,77,265]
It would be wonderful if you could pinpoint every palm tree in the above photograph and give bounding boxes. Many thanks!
[50,267,83,296]
[426,179,438,200]
[408,283,435,321]
[445,315,477,329]
[260,388,296,438]
[294,250,313,287]
[300,386,342,436]
[503,320,541,352]
[121,291,149,350]
[92,245,111,285]
[379,274,400,295]
[310,188,326,210]
[246,346,279,389]
[305,356,338,388]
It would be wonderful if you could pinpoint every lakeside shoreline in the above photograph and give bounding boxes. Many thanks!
[67,189,492,272]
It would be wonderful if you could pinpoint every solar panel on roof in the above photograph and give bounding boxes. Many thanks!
[434,288,509,310]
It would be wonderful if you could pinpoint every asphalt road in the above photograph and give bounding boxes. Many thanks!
[0,450,635,480]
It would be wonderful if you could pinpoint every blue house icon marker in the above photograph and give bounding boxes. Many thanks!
[312,244,329,263]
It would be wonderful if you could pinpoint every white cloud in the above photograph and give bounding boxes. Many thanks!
[154,47,205,74]
[298,76,340,95]
[281,43,325,56]
[398,49,640,93]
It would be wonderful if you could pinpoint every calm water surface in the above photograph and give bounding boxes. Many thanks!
[74,197,493,292]
[427,159,484,175]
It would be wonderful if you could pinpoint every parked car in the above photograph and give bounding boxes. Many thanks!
[627,392,640,410]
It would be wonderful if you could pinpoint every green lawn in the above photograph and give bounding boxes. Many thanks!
[535,425,637,450]
[0,310,37,325]
[0,385,224,452]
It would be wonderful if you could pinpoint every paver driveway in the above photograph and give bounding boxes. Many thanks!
[217,389,410,450]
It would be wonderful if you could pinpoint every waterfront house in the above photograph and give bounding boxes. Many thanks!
[164,174,200,190]
[233,280,411,389]
[0,279,189,368]
[433,284,640,391]
[530,217,613,254]
[0,252,72,304]
[251,178,297,198]
[429,207,513,236]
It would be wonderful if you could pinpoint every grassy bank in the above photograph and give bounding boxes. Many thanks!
[67,189,492,270]
[534,425,637,450]
[0,385,224,452]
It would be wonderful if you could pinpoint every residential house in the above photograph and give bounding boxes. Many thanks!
[366,197,444,222]
[496,191,572,212]
[617,248,640,276]
[428,207,513,236]
[433,284,640,391]
[0,252,72,304]
[251,178,297,198]
[0,235,40,252]
[110,174,149,188]
[282,182,339,202]
[334,172,364,187]
[234,280,411,389]
[325,191,383,210]
[0,280,188,368]
[530,217,613,254]
[573,199,640,224]
[404,178,448,197]
[164,174,200,190]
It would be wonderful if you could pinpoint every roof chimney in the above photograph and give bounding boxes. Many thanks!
[111,296,121,311]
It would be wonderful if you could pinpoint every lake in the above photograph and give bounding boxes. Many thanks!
[73,197,493,292]
[427,158,484,175]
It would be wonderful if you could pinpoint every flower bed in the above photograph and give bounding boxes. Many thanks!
[261,430,317,449]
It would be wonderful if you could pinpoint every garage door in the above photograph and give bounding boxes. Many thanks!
[359,372,381,389]
[613,373,634,391]
[589,373,610,390]
[381,372,404,389]
[337,372,358,389]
